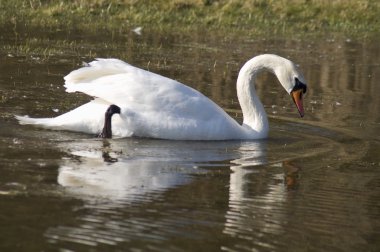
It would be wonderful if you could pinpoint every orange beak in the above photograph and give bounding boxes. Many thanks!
[291,89,304,117]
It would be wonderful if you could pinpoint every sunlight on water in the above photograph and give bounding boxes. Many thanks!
[0,27,379,251]
[39,124,354,251]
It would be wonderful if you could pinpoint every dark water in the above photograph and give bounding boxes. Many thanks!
[0,27,379,251]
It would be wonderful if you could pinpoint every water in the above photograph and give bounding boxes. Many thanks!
[1,27,379,251]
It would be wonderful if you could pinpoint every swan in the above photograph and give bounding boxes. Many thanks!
[16,54,307,140]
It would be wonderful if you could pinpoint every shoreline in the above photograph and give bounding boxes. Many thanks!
[1,0,379,37]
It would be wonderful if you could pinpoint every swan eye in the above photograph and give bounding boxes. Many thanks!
[294,78,307,94]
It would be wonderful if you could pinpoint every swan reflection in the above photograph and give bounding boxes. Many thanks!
[57,139,267,202]
[50,138,304,248]
[224,159,301,245]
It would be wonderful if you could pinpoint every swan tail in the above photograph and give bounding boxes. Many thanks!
[64,58,131,92]
[15,101,111,135]
[15,114,102,134]
[15,115,61,128]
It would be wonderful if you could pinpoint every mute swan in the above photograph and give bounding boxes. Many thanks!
[16,54,307,140]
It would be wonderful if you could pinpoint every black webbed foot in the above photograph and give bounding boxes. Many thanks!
[99,104,121,138]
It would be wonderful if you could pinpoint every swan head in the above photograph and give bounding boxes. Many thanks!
[272,56,307,117]
[290,77,307,117]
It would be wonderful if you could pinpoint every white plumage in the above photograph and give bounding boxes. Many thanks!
[16,54,307,140]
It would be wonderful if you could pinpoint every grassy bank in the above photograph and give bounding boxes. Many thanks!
[1,0,380,36]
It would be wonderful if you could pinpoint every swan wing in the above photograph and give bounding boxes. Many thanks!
[63,59,244,140]
[64,59,209,116]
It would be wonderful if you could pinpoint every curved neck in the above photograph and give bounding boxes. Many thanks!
[237,56,280,136]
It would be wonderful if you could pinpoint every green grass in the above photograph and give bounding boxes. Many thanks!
[1,0,380,36]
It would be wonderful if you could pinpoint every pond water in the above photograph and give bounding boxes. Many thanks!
[0,26,379,251]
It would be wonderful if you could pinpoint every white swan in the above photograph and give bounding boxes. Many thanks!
[16,54,307,140]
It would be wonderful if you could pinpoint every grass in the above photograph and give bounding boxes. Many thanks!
[1,0,380,36]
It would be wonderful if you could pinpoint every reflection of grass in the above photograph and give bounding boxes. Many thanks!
[2,38,93,60]
[1,0,379,35]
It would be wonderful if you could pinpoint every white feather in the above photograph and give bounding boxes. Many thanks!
[16,55,306,140]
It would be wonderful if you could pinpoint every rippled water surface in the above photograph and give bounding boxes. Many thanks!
[1,27,379,251]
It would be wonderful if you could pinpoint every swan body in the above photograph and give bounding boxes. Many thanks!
[16,54,307,140]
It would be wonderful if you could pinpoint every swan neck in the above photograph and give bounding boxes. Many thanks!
[237,57,275,135]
